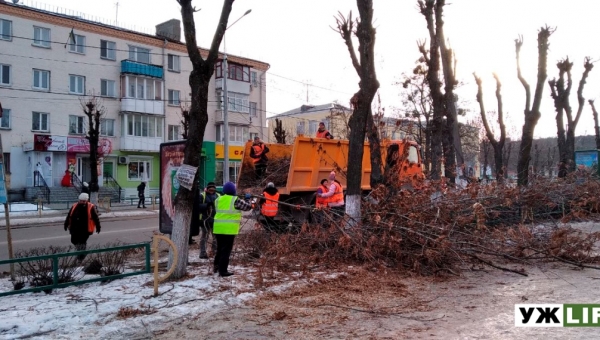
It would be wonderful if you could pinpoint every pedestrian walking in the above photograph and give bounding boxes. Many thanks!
[64,193,101,261]
[260,182,280,231]
[137,181,146,208]
[250,137,270,179]
[213,181,252,277]
[198,182,220,258]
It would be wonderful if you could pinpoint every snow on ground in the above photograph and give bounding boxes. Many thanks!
[1,202,54,214]
[0,252,298,340]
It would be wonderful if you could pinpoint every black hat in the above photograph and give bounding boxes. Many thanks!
[206,182,216,189]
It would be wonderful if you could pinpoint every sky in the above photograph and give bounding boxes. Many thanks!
[17,0,600,139]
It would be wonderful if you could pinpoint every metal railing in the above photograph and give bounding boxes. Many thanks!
[33,171,50,203]
[103,172,122,202]
[71,173,83,192]
[0,243,151,297]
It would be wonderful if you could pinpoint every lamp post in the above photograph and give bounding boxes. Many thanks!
[223,9,251,185]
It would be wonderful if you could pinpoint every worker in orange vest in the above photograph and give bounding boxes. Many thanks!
[317,171,345,218]
[316,122,333,139]
[260,182,280,231]
[250,136,270,179]
[314,178,330,225]
[64,193,101,261]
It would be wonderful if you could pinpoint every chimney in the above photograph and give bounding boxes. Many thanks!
[156,19,181,41]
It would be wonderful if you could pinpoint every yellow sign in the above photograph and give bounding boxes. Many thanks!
[215,145,245,160]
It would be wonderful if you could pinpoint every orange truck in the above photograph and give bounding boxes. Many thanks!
[237,136,424,224]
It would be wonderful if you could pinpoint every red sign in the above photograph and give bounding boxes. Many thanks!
[34,135,67,151]
[67,137,113,155]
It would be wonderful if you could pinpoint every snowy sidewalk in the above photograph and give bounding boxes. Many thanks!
[0,203,157,228]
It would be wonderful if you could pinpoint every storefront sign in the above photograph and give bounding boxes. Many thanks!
[34,135,67,152]
[215,145,245,160]
[159,141,186,234]
[67,137,113,155]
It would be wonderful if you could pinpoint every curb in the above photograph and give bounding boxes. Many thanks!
[0,210,158,229]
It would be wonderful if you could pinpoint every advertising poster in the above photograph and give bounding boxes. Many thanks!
[159,141,186,234]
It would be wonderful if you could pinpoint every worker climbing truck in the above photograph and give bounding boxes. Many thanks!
[237,136,425,227]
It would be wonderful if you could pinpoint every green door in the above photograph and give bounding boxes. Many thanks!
[103,161,114,178]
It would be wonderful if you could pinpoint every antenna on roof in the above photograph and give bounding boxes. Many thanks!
[115,1,119,24]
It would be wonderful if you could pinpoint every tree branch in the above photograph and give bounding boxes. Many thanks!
[515,35,531,112]
[178,0,204,67]
[334,11,361,75]
[206,0,234,66]
[574,57,594,126]
[493,73,506,146]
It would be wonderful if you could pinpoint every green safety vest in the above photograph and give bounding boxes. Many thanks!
[213,195,242,235]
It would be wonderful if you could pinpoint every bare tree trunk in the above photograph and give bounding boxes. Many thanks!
[366,108,384,187]
[589,100,600,150]
[82,99,103,204]
[170,0,233,278]
[434,0,463,180]
[473,73,506,182]
[515,28,553,186]
[334,1,380,227]
[503,141,513,179]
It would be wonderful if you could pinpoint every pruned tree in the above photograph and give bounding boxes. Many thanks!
[82,98,103,204]
[333,0,381,225]
[589,100,600,150]
[273,118,287,144]
[170,0,234,278]
[473,73,507,182]
[548,57,594,177]
[515,27,554,186]
[418,0,463,183]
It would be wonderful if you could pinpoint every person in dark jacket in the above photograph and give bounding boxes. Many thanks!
[198,182,220,258]
[137,181,146,208]
[64,193,101,261]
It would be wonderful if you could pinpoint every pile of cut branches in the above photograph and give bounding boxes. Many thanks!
[239,174,600,276]
[238,157,291,194]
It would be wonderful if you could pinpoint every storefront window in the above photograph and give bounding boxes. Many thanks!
[128,160,151,181]
[215,160,240,185]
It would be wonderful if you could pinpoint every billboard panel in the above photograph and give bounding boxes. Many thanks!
[159,141,186,234]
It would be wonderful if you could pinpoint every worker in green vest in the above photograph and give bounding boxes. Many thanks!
[213,181,252,277]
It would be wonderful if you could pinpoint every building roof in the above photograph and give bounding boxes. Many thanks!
[0,2,270,71]
[268,103,351,119]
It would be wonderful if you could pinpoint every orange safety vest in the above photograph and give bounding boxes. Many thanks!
[329,182,344,206]
[68,202,96,233]
[316,130,330,139]
[316,184,329,208]
[252,143,265,163]
[261,192,280,217]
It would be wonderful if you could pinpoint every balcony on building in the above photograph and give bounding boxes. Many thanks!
[214,61,253,124]
[119,114,164,152]
[120,60,165,115]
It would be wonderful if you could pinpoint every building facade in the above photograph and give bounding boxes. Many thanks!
[0,2,268,198]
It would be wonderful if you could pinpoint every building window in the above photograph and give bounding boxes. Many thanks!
[296,121,305,135]
[217,91,249,113]
[33,26,50,48]
[100,40,116,60]
[69,75,85,94]
[123,76,162,100]
[251,71,258,86]
[69,115,85,134]
[68,34,85,54]
[250,102,257,117]
[168,125,180,141]
[101,79,115,97]
[3,153,10,174]
[0,19,12,41]
[167,54,180,72]
[129,45,150,64]
[215,161,241,185]
[309,120,318,135]
[0,108,10,129]
[100,119,115,136]
[214,62,250,82]
[168,90,180,106]
[33,69,50,90]
[32,112,49,132]
[249,132,258,141]
[124,114,163,137]
[0,64,10,86]
[217,125,248,143]
[128,160,151,181]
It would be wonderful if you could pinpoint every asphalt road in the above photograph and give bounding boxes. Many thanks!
[0,215,158,271]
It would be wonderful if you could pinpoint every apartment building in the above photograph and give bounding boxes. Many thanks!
[0,2,268,199]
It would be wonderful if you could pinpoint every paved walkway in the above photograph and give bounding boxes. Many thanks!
[0,204,158,229]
